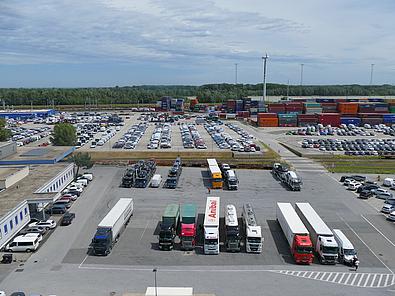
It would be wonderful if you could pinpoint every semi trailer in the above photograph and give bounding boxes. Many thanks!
[295,203,338,264]
[276,202,313,264]
[242,204,263,253]
[224,204,241,252]
[180,203,197,251]
[91,198,134,256]
[203,196,220,254]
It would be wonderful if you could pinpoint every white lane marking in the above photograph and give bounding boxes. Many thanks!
[330,272,340,282]
[362,274,371,287]
[79,255,88,268]
[140,220,150,241]
[361,214,395,248]
[370,274,378,287]
[350,273,359,286]
[344,272,352,285]
[338,215,394,274]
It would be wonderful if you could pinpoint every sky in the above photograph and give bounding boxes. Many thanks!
[0,0,394,87]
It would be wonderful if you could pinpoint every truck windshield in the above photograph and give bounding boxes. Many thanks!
[296,246,313,254]
[228,179,238,185]
[344,249,357,256]
[323,246,338,254]
[247,237,261,244]
[205,239,218,245]
[183,236,193,242]
[93,238,107,245]
[212,178,222,183]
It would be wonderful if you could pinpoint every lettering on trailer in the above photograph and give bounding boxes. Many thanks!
[209,200,217,219]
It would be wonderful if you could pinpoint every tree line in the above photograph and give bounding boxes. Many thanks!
[0,84,394,105]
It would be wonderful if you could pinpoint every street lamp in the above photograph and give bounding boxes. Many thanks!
[262,54,269,104]
[153,268,158,296]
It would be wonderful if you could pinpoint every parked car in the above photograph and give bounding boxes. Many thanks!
[382,203,395,214]
[46,204,67,214]
[19,226,47,235]
[357,184,380,193]
[29,219,57,230]
[373,188,393,200]
[359,190,374,199]
[387,210,395,221]
[61,212,75,226]
[348,181,362,191]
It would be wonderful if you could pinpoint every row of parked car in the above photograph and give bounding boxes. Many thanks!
[302,138,395,155]
[4,173,93,253]
[112,122,148,149]
[10,126,51,147]
[147,123,172,149]
[179,123,207,149]
[339,175,395,221]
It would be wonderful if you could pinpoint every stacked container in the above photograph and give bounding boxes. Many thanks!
[284,102,303,114]
[257,113,278,127]
[359,113,383,125]
[243,98,252,111]
[303,102,323,114]
[268,103,286,114]
[318,113,341,127]
[321,103,338,113]
[227,100,236,113]
[338,102,358,114]
[383,114,395,125]
[190,98,198,110]
[278,113,298,127]
[297,114,318,127]
[236,111,250,119]
[161,96,172,111]
[373,103,389,113]
[236,100,244,112]
[358,103,375,113]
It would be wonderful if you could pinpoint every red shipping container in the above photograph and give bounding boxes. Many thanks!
[257,113,277,119]
[318,113,341,127]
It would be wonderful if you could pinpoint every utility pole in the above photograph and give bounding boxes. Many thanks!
[300,63,304,96]
[153,268,158,296]
[286,79,290,99]
[235,63,238,101]
[370,64,375,85]
[262,54,268,104]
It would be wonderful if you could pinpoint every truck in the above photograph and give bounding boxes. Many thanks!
[242,203,263,253]
[295,202,338,264]
[203,196,220,255]
[333,229,358,266]
[272,162,289,181]
[224,204,241,252]
[284,171,302,191]
[180,203,197,251]
[165,158,182,189]
[276,203,314,264]
[158,204,180,250]
[91,198,134,256]
[135,160,156,188]
[225,170,239,190]
[121,166,136,188]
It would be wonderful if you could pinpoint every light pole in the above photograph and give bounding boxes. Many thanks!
[262,54,268,105]
[370,64,375,86]
[235,63,238,85]
[300,63,304,96]
[153,268,158,296]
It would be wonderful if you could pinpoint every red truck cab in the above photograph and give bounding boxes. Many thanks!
[293,234,314,264]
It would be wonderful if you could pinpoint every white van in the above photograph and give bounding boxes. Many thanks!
[150,174,162,188]
[82,173,93,181]
[333,229,357,265]
[383,178,394,187]
[6,234,40,252]
[76,179,88,187]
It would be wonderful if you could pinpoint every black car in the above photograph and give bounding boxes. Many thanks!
[45,204,67,215]
[359,190,374,199]
[357,184,380,193]
[61,212,75,226]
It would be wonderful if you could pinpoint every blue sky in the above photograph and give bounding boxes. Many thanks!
[0,0,394,87]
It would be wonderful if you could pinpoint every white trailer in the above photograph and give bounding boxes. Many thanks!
[92,198,134,255]
[295,202,338,264]
[203,196,220,255]
[242,203,263,253]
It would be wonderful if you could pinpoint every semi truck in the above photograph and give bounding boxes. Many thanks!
[295,202,338,264]
[224,204,241,252]
[203,196,220,255]
[158,204,180,250]
[276,203,314,264]
[272,163,289,180]
[165,158,182,189]
[180,203,197,251]
[121,166,136,188]
[242,204,263,253]
[284,171,302,191]
[225,170,239,190]
[134,160,156,188]
[91,198,134,256]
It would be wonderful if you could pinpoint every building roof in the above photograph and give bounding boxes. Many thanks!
[0,163,70,219]
[0,167,24,180]
[0,146,74,165]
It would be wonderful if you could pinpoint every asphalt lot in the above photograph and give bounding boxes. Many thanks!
[1,165,394,295]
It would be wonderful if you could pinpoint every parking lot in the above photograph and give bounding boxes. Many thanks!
[2,165,395,295]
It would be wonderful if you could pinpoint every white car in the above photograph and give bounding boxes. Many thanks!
[348,181,362,191]
[387,210,395,221]
[29,219,57,230]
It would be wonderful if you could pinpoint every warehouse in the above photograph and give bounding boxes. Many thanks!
[0,109,55,119]
[0,163,74,249]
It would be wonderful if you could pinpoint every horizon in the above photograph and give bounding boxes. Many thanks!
[1,1,395,87]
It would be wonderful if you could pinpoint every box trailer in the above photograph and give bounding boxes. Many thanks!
[91,198,133,256]
[276,203,313,264]
[295,203,338,264]
[180,203,197,251]
[204,196,220,254]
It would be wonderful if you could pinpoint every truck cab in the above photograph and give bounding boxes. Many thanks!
[204,227,219,254]
[225,170,239,190]
[159,224,176,250]
[92,228,113,255]
[333,229,357,265]
[293,235,314,263]
[317,236,338,264]
[285,171,302,191]
[180,203,197,251]
[245,225,262,253]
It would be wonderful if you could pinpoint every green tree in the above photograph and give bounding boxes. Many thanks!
[51,123,76,146]
[72,152,93,179]
[0,118,12,141]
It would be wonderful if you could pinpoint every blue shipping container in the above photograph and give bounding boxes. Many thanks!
[340,117,361,126]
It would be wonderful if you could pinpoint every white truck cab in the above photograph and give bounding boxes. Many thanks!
[333,229,357,265]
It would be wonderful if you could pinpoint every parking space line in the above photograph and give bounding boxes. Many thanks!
[377,274,384,286]
[338,215,394,274]
[79,255,88,268]
[385,274,390,286]
[361,214,395,247]
[140,220,150,241]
